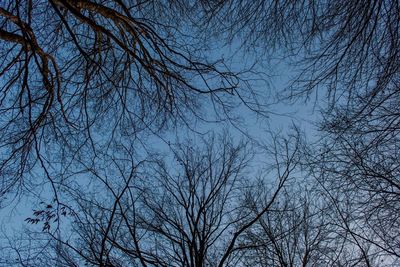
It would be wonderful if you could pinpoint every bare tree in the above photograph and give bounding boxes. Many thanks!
[200,0,399,105]
[308,140,400,264]
[240,178,391,267]
[239,184,329,267]
[3,132,302,266]
[196,1,400,262]
[0,0,261,206]
[129,132,303,267]
[3,1,399,266]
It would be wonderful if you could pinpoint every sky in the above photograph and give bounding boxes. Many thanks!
[0,8,324,265]
[0,38,319,230]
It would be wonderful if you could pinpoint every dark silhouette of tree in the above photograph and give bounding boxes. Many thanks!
[240,185,331,266]
[1,1,400,266]
[240,179,391,266]
[308,139,400,263]
[0,0,259,205]
[201,0,399,105]
[2,133,302,266]
[199,1,400,262]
